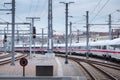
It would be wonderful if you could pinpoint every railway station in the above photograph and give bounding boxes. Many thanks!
[0,0,120,80]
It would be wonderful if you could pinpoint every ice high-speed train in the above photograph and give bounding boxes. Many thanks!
[15,38,120,61]
[53,38,120,59]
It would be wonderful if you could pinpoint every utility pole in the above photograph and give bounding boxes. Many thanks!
[106,14,112,56]
[69,22,72,55]
[109,14,112,40]
[60,2,74,64]
[26,17,40,56]
[17,29,19,43]
[42,28,44,54]
[11,0,15,65]
[29,23,32,59]
[65,3,69,64]
[6,23,9,52]
[6,23,9,36]
[22,33,25,53]
[48,0,53,54]
[77,29,80,43]
[4,28,7,54]
[86,11,89,59]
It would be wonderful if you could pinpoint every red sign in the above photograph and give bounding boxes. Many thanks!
[20,58,28,67]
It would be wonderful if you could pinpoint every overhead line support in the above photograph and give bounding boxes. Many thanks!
[59,1,74,64]
[26,17,40,58]
[86,11,89,59]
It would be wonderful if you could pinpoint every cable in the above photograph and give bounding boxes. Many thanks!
[2,3,25,22]
[38,0,47,17]
[0,15,27,26]
[34,0,40,16]
[0,1,10,22]
[28,0,33,16]
[36,0,55,19]
[15,15,25,22]
[90,0,110,23]
[0,18,8,22]
[90,0,102,15]
[72,17,86,24]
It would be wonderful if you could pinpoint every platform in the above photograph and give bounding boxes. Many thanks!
[0,54,87,80]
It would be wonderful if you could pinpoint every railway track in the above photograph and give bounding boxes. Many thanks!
[56,54,120,80]
[0,53,28,65]
[94,64,120,79]
[0,53,13,59]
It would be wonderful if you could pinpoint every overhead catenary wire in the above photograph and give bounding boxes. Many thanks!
[0,7,8,22]
[34,0,40,16]
[29,0,48,17]
[41,0,56,18]
[1,3,25,22]
[15,15,25,22]
[0,18,8,22]
[72,16,86,24]
[90,0,110,23]
[28,0,33,16]
[90,0,103,15]
[38,0,48,18]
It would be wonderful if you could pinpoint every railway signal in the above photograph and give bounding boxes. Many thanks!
[26,17,40,55]
[32,26,36,38]
[4,33,7,43]
[20,58,28,77]
[26,17,40,39]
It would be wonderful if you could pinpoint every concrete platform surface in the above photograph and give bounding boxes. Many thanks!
[0,54,87,80]
[0,76,87,80]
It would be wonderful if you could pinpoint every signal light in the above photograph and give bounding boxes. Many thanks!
[4,33,7,43]
[17,30,19,42]
[33,27,36,38]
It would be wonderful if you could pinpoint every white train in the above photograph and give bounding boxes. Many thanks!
[14,38,120,63]
[53,38,120,59]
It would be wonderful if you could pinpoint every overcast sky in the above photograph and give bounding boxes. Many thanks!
[0,0,120,34]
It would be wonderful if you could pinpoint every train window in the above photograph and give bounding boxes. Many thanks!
[102,46,106,49]
[58,47,61,48]
[53,47,56,49]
